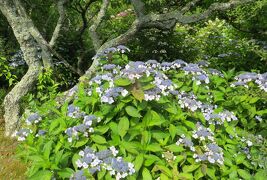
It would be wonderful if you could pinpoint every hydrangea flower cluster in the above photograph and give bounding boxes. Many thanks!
[178,93,203,112]
[25,113,42,125]
[176,134,195,152]
[162,151,177,162]
[192,122,215,141]
[190,123,224,165]
[67,104,86,118]
[36,129,47,137]
[203,109,238,125]
[100,87,128,104]
[193,143,224,165]
[231,72,267,92]
[93,45,130,61]
[74,146,135,180]
[65,112,101,143]
[14,128,32,141]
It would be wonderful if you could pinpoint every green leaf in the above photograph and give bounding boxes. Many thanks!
[97,169,106,179]
[169,124,177,140]
[201,164,207,175]
[134,154,144,172]
[254,169,267,180]
[72,153,80,170]
[152,165,173,178]
[146,143,163,152]
[73,138,89,148]
[43,140,53,160]
[91,135,107,144]
[118,117,129,138]
[141,131,151,145]
[166,103,178,114]
[29,170,53,180]
[165,144,184,152]
[182,164,200,173]
[236,154,246,165]
[175,155,185,163]
[125,106,142,118]
[207,167,216,179]
[183,120,195,129]
[194,167,204,180]
[225,126,236,136]
[94,125,109,135]
[177,173,193,179]
[160,173,169,180]
[142,168,152,180]
[114,78,132,86]
[131,88,144,101]
[57,168,74,179]
[237,169,252,180]
[121,141,139,154]
[143,110,165,127]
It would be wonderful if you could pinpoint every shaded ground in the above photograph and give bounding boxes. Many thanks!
[0,118,27,180]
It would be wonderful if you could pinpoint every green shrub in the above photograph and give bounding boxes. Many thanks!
[16,47,267,179]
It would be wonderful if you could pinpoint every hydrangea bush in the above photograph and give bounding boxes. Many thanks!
[16,46,267,179]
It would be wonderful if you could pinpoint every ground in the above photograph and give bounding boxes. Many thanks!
[0,117,26,180]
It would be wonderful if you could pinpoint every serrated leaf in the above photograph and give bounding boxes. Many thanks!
[91,135,107,144]
[236,154,246,164]
[29,170,53,180]
[146,143,163,152]
[194,167,204,180]
[254,169,267,180]
[73,138,89,148]
[160,173,169,180]
[143,110,165,127]
[134,154,144,172]
[121,141,139,154]
[165,144,184,152]
[169,124,177,140]
[125,106,142,118]
[72,153,80,170]
[207,167,216,179]
[225,126,236,136]
[131,88,144,101]
[141,131,151,145]
[142,168,152,180]
[43,140,53,160]
[152,165,173,178]
[177,173,193,179]
[114,78,132,86]
[184,120,195,129]
[182,164,200,173]
[57,168,74,179]
[118,117,129,138]
[237,169,252,180]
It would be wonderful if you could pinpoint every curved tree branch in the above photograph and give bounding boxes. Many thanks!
[181,0,201,14]
[0,0,43,136]
[131,0,145,18]
[89,0,109,50]
[49,0,68,47]
[82,0,255,81]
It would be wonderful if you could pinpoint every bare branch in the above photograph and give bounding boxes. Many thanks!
[131,0,145,18]
[78,0,97,37]
[89,0,109,50]
[81,0,255,81]
[49,0,68,47]
[181,0,201,14]
[82,20,140,81]
[141,0,255,30]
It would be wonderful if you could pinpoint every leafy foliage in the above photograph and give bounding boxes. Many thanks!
[16,49,267,179]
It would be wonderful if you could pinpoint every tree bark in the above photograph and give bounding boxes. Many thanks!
[0,0,43,136]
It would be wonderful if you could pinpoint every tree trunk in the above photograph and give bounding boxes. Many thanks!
[0,0,43,136]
